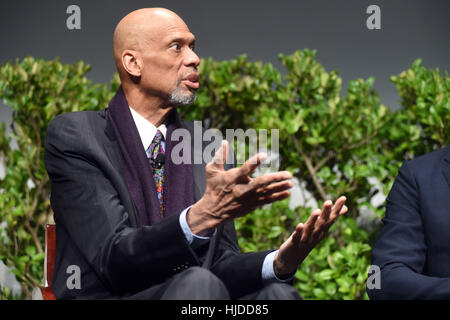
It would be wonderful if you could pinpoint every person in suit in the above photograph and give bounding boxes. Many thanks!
[368,146,450,299]
[44,7,348,299]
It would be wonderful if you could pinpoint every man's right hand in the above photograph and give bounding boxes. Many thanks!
[187,140,293,236]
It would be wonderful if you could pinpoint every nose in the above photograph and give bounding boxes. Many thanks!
[185,47,200,69]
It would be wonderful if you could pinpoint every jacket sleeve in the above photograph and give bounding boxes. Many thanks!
[44,114,199,295]
[368,161,450,299]
[211,219,272,299]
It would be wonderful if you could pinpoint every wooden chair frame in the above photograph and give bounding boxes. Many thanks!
[32,224,56,300]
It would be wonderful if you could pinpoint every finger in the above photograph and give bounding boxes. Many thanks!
[251,171,293,190]
[321,197,347,230]
[339,205,348,215]
[329,196,346,221]
[233,172,292,200]
[237,152,268,177]
[292,223,304,243]
[256,180,293,196]
[256,190,291,206]
[319,200,333,223]
[210,140,228,170]
[301,209,321,241]
[314,200,332,233]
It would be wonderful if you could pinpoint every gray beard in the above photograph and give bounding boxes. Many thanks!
[168,85,196,106]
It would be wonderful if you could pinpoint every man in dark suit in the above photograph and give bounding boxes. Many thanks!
[44,8,348,299]
[368,146,450,299]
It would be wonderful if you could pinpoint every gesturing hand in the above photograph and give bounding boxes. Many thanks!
[188,140,293,236]
[273,196,348,277]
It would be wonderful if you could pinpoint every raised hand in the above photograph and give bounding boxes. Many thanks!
[273,196,348,277]
[188,140,293,236]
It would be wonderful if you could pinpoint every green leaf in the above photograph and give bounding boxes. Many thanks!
[25,246,36,257]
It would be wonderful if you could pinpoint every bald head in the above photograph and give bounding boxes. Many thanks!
[112,7,200,116]
[113,8,188,76]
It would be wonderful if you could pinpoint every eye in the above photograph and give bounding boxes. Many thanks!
[170,43,181,51]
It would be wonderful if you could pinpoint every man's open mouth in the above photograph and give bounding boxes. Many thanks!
[182,73,199,89]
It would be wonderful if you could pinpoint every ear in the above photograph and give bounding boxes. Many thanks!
[122,50,143,77]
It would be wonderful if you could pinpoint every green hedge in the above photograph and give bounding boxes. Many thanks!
[0,51,448,299]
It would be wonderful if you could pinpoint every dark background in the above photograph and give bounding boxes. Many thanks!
[0,0,449,124]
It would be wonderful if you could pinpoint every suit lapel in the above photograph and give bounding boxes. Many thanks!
[177,117,207,202]
[100,109,140,227]
[441,146,450,188]
[193,141,207,202]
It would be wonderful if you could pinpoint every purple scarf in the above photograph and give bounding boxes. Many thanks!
[107,87,195,226]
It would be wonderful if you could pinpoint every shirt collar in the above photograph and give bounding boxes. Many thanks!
[129,106,167,151]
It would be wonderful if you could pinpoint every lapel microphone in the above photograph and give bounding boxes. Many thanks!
[154,152,165,169]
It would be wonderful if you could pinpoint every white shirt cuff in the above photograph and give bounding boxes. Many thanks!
[179,205,216,246]
[262,250,296,284]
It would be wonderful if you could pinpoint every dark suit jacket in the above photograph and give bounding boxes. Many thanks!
[44,108,270,299]
[368,146,450,299]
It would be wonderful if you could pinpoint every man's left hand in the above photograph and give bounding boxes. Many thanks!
[273,196,348,278]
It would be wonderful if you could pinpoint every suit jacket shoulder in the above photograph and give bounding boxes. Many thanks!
[404,146,450,182]
[369,146,450,299]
